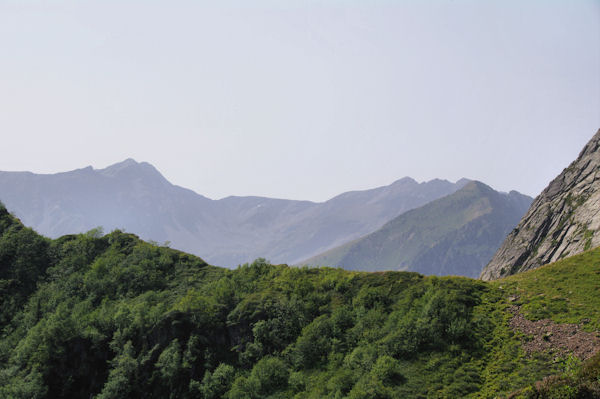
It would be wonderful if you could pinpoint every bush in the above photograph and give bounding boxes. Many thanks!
[291,315,333,368]
[199,363,235,399]
[250,356,289,395]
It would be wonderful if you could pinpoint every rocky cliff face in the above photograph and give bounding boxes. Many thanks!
[481,129,600,280]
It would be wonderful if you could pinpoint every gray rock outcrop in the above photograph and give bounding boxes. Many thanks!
[481,129,600,280]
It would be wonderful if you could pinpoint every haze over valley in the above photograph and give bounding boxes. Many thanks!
[0,160,532,276]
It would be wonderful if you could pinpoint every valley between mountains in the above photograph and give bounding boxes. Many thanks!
[0,130,599,398]
[0,161,531,277]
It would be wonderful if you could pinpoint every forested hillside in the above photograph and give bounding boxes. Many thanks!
[0,203,598,398]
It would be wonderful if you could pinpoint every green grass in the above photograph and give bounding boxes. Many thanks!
[473,247,600,398]
[494,247,600,331]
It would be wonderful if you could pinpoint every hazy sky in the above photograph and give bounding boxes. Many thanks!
[1,1,599,201]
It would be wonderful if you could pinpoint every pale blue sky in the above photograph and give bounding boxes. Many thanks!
[1,0,599,201]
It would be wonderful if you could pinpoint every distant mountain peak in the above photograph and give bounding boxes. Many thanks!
[422,178,448,186]
[98,158,168,183]
[99,158,139,173]
[462,180,493,193]
[74,165,94,173]
[120,157,138,165]
[391,177,418,185]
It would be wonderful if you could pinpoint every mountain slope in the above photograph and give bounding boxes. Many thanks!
[305,181,532,278]
[481,128,600,280]
[0,202,598,398]
[0,160,468,267]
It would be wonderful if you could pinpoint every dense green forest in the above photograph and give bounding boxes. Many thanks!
[0,203,598,398]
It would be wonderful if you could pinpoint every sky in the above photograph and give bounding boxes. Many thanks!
[0,1,599,202]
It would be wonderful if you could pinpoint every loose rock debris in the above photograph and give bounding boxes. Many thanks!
[509,306,600,360]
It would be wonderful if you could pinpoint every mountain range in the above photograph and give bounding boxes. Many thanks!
[1,128,600,398]
[1,124,600,397]
[0,161,477,268]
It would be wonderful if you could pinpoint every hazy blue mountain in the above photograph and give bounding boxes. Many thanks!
[0,159,469,267]
[303,181,532,278]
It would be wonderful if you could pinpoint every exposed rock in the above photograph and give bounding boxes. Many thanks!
[481,129,600,280]
[509,306,600,361]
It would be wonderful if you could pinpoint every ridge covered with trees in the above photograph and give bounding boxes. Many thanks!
[0,203,598,398]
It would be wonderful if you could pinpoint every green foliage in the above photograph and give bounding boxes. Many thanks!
[497,247,600,330]
[291,315,334,368]
[0,206,52,327]
[197,363,235,399]
[250,356,290,395]
[370,355,405,385]
[96,341,138,399]
[510,352,600,398]
[0,209,599,398]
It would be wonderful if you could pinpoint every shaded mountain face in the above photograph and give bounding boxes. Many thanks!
[304,181,532,278]
[0,160,469,267]
[481,129,600,280]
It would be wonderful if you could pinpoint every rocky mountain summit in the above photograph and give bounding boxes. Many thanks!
[481,129,600,280]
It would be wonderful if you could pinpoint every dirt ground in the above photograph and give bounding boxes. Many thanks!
[509,306,600,360]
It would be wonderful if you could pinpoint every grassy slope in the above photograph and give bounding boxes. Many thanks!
[487,249,600,398]
[304,182,529,278]
[494,248,600,331]
[305,182,495,269]
[0,202,598,398]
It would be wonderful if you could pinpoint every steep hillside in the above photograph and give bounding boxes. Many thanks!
[0,160,469,267]
[482,129,600,280]
[304,181,532,278]
[0,205,51,326]
[0,203,598,398]
[486,248,600,398]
